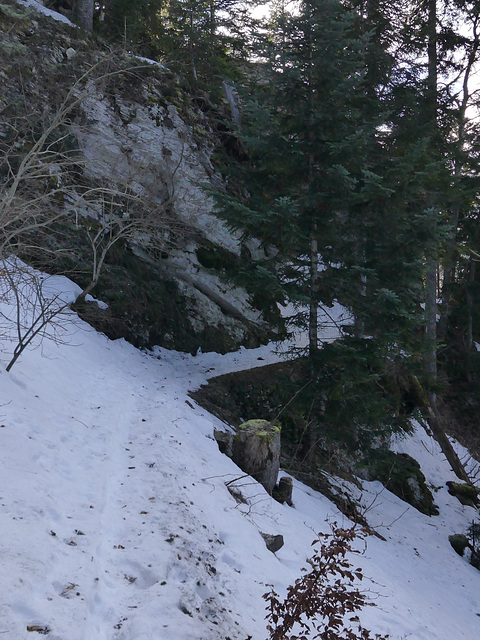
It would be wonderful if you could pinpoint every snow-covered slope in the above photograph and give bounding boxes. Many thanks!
[1,279,480,640]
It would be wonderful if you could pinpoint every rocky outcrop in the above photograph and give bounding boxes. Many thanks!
[449,534,470,556]
[0,1,280,353]
[72,75,275,350]
[369,450,439,516]
[446,481,479,507]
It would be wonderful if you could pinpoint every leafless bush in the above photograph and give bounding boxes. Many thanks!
[0,57,108,255]
[0,54,187,366]
[69,180,182,301]
[0,257,74,371]
[0,53,183,264]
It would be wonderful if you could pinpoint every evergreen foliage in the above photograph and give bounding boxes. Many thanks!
[213,0,436,441]
[99,0,259,84]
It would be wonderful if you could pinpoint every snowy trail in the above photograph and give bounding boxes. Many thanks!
[2,287,480,639]
[76,372,140,640]
[4,345,143,639]
[1,325,263,639]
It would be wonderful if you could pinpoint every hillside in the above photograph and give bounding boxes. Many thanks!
[2,2,480,638]
[0,0,280,355]
[1,272,480,640]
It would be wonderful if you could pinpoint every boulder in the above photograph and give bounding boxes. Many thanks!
[446,481,479,507]
[261,532,284,553]
[449,534,470,556]
[369,450,439,516]
[273,476,293,506]
[213,429,234,457]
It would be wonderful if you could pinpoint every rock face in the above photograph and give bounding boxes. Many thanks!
[71,69,276,353]
[231,420,281,494]
[0,5,281,354]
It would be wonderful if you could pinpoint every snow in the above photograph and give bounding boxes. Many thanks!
[1,276,480,640]
[85,294,109,310]
[15,0,75,25]
[132,56,168,70]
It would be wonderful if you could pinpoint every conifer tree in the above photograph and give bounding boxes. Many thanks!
[213,0,438,446]
[218,0,428,353]
[101,0,258,83]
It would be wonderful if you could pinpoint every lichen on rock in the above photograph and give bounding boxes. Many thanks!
[231,419,281,494]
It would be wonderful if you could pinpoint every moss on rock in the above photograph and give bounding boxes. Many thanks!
[449,534,470,556]
[446,481,479,507]
[232,419,281,493]
[369,450,439,516]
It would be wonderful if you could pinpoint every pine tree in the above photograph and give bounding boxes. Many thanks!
[213,0,433,448]
[101,0,258,84]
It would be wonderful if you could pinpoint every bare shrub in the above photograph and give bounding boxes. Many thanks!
[0,54,183,266]
[0,257,74,371]
[0,54,186,367]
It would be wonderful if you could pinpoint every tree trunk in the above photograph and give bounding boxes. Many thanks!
[438,14,479,340]
[73,0,93,30]
[424,0,438,405]
[466,259,475,381]
[426,404,471,484]
[438,210,459,342]
[424,257,438,404]
[306,2,318,365]
[189,7,198,81]
[354,268,366,339]
[309,229,319,361]
[410,375,471,483]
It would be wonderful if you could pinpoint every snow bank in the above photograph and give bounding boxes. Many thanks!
[15,0,75,25]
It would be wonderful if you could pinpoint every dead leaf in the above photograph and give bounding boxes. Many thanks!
[60,583,77,597]
[27,625,50,634]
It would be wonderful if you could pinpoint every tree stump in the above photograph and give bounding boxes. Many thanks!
[232,419,281,494]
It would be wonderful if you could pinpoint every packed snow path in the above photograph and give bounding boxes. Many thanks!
[1,323,273,640]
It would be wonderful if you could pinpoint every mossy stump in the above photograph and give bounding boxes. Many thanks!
[232,419,281,494]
